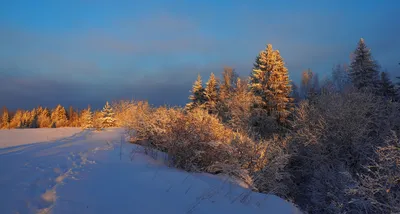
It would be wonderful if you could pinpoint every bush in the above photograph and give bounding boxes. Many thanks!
[286,92,400,213]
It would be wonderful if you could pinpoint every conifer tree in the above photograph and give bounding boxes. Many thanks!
[219,67,238,101]
[80,107,93,129]
[186,74,206,110]
[349,38,380,91]
[101,101,116,128]
[29,108,38,128]
[250,44,292,122]
[380,72,398,101]
[10,110,23,128]
[1,107,10,129]
[51,104,68,128]
[38,108,51,128]
[93,111,104,130]
[21,111,31,128]
[204,73,219,114]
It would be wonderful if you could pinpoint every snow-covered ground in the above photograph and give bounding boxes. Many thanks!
[0,128,301,214]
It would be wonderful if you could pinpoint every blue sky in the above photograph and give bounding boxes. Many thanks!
[0,0,399,110]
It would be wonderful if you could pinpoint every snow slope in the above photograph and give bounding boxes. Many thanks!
[0,128,301,214]
[0,128,82,149]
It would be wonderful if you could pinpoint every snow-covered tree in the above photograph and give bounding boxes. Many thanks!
[349,38,380,91]
[10,110,23,128]
[68,106,79,127]
[93,111,104,130]
[51,104,68,128]
[101,101,116,128]
[80,107,93,129]
[186,74,206,110]
[332,64,351,92]
[204,73,219,114]
[219,67,238,101]
[379,72,398,101]
[29,109,38,128]
[1,107,9,129]
[38,108,51,128]
[250,44,292,122]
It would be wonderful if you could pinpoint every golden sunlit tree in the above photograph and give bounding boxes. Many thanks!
[185,74,206,111]
[1,106,10,129]
[204,73,219,114]
[51,104,68,128]
[250,44,292,122]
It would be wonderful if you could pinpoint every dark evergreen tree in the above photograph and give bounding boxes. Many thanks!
[349,38,380,91]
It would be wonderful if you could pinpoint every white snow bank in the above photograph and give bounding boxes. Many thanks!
[0,128,301,214]
[0,128,82,149]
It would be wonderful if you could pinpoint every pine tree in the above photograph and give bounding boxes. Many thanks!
[204,73,219,114]
[1,106,10,129]
[186,74,206,110]
[349,38,380,91]
[93,111,104,130]
[219,67,238,101]
[21,111,31,128]
[29,108,38,128]
[80,107,93,129]
[101,101,116,128]
[380,72,398,101]
[250,44,292,122]
[10,110,23,128]
[38,108,51,128]
[51,104,68,128]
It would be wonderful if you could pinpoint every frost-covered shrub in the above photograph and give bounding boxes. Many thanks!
[287,91,400,213]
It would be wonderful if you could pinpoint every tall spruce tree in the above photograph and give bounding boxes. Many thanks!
[51,104,68,127]
[204,73,219,114]
[250,44,292,122]
[101,101,116,128]
[38,108,51,128]
[380,72,398,101]
[349,38,380,91]
[1,106,9,129]
[80,107,93,129]
[10,110,23,128]
[186,74,206,110]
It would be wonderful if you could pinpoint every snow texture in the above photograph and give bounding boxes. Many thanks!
[0,128,301,214]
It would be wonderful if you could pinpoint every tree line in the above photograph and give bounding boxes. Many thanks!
[1,102,116,129]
